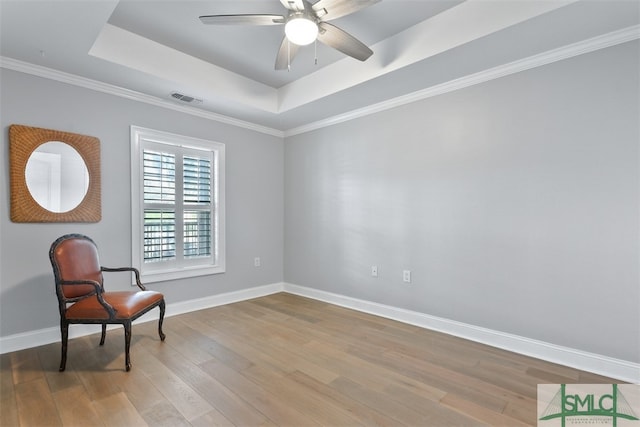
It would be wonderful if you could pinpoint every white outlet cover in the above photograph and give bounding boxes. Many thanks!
[403,270,411,283]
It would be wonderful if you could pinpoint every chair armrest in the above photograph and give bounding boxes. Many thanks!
[101,266,147,291]
[59,279,117,319]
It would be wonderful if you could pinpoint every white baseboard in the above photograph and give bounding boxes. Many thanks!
[1,281,637,383]
[282,283,640,383]
[138,282,284,322]
[0,282,284,355]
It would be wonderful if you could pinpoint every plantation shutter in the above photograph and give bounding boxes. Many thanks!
[183,155,212,258]
[143,150,176,262]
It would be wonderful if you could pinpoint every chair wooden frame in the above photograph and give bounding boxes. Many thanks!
[50,234,165,371]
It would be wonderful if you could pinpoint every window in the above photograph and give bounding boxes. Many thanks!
[131,126,225,283]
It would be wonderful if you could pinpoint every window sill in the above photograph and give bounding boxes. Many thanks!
[138,264,225,284]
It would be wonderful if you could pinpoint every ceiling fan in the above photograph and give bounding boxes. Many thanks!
[199,0,380,70]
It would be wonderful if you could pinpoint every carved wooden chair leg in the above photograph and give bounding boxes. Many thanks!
[123,321,132,372]
[59,321,68,372]
[99,324,107,346]
[158,300,166,341]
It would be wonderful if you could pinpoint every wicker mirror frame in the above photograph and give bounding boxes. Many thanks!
[9,124,101,222]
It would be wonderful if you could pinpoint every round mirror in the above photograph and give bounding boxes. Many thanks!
[25,141,89,213]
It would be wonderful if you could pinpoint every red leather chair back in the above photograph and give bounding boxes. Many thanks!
[51,235,103,299]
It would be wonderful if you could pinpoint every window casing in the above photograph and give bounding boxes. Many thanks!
[131,126,225,283]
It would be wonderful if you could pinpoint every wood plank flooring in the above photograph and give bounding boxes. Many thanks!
[1,293,620,426]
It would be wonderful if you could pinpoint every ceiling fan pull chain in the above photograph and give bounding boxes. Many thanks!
[287,39,291,72]
[314,39,318,65]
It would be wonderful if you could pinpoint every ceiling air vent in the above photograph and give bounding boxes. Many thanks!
[170,92,203,104]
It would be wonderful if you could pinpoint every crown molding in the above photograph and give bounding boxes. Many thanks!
[0,56,284,138]
[284,24,640,137]
[2,24,638,139]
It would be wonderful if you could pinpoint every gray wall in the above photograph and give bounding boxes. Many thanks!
[1,69,284,337]
[2,40,638,365]
[284,41,639,363]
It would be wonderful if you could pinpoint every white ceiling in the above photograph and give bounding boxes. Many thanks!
[1,0,639,134]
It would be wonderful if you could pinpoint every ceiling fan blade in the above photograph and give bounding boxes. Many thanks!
[199,14,285,25]
[317,22,373,62]
[275,36,301,70]
[313,0,380,21]
[279,0,305,12]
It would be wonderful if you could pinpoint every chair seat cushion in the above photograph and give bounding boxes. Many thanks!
[65,291,163,320]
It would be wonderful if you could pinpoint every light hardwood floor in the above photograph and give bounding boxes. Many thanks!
[1,293,619,426]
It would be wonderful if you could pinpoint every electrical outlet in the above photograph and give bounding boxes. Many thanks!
[403,270,411,283]
[371,265,378,277]
[254,257,261,267]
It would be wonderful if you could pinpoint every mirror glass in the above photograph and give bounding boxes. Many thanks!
[25,141,89,213]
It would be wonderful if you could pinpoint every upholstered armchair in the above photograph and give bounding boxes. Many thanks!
[49,234,165,371]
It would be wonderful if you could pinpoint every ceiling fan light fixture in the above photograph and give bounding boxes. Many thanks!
[285,16,318,46]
